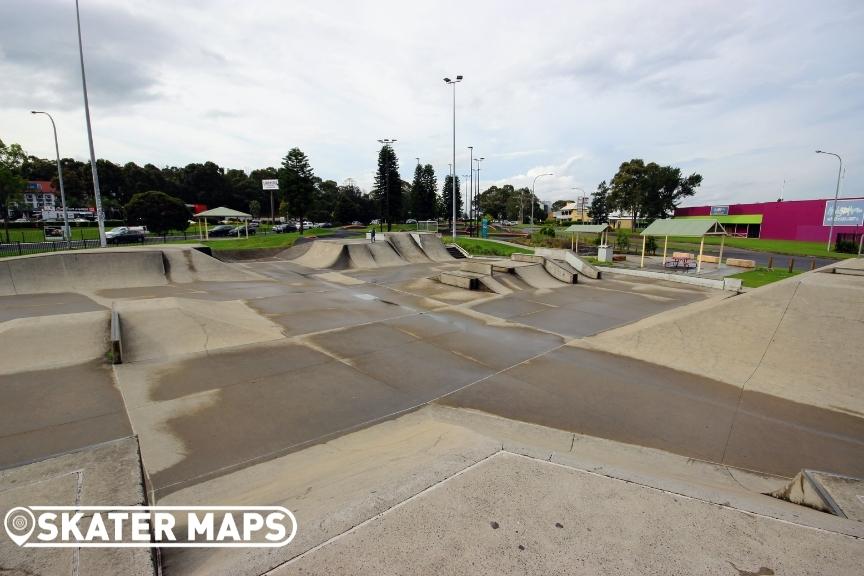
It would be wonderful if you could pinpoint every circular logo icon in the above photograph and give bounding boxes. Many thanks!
[4,507,35,546]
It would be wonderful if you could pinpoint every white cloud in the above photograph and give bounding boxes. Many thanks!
[1,0,861,204]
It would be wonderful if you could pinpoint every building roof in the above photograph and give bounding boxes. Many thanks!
[27,181,56,193]
[641,218,726,237]
[563,224,608,233]
[677,215,763,225]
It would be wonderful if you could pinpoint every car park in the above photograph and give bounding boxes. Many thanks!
[105,226,146,244]
[273,223,297,233]
[228,225,255,236]
[207,225,235,237]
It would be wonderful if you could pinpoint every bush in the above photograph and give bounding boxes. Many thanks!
[125,191,190,235]
[540,226,556,237]
[835,240,858,254]
[615,229,631,252]
[646,236,657,255]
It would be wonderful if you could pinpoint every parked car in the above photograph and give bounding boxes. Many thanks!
[105,226,145,244]
[318,222,333,228]
[406,219,417,224]
[350,221,363,226]
[273,223,297,233]
[228,225,255,236]
[207,225,235,237]
[370,219,380,225]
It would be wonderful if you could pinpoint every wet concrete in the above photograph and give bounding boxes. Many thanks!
[0,291,105,322]
[0,360,133,468]
[439,346,864,478]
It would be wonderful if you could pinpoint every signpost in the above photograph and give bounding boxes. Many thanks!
[262,179,279,223]
[822,199,864,227]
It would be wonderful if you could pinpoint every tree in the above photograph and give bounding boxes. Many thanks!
[0,139,28,242]
[248,200,261,218]
[552,199,570,212]
[440,174,462,226]
[607,159,702,226]
[608,159,647,228]
[589,181,611,224]
[279,148,316,234]
[125,191,190,235]
[373,144,401,231]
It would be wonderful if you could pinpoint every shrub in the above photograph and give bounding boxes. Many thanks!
[615,229,631,252]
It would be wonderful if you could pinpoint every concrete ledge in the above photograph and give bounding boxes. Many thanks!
[461,261,493,275]
[511,253,545,264]
[543,259,577,284]
[605,267,737,291]
[698,254,720,264]
[110,308,123,365]
[727,257,756,268]
[439,271,479,290]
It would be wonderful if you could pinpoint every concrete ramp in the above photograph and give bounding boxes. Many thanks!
[368,242,407,267]
[417,233,455,262]
[115,298,284,362]
[347,244,379,268]
[0,251,168,295]
[0,310,109,374]
[478,275,514,295]
[290,241,351,269]
[387,233,431,263]
[578,261,864,415]
[162,247,265,283]
[513,263,570,289]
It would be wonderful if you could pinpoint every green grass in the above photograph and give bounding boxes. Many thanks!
[442,236,533,257]
[201,228,333,250]
[653,236,856,260]
[728,267,801,288]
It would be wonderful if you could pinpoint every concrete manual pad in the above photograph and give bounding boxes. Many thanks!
[0,437,153,576]
[281,452,863,576]
[0,291,105,322]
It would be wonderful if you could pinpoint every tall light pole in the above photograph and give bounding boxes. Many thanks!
[467,146,473,235]
[475,157,484,230]
[30,111,70,241]
[572,187,585,223]
[75,0,106,247]
[530,173,554,228]
[444,76,462,238]
[816,150,843,251]
[378,138,397,232]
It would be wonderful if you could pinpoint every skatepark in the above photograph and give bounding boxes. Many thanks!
[1,232,862,575]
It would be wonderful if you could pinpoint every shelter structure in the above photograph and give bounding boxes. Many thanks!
[639,219,727,273]
[563,223,609,252]
[195,207,253,239]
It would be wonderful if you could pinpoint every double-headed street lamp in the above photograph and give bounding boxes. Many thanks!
[30,111,70,241]
[815,150,843,252]
[474,157,484,233]
[529,173,554,228]
[378,138,397,232]
[444,75,463,238]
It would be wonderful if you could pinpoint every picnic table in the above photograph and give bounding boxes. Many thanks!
[664,252,696,270]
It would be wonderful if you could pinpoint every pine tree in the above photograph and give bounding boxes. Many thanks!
[279,148,316,234]
[441,174,462,226]
[419,164,438,220]
[373,145,401,231]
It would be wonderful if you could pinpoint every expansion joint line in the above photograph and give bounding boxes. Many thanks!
[719,282,801,467]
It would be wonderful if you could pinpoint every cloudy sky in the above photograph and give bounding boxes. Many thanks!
[1,0,862,206]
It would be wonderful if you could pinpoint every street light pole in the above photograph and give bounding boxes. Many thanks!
[816,150,843,251]
[467,146,473,235]
[30,111,70,241]
[378,138,397,232]
[75,0,106,247]
[475,157,484,232]
[530,173,554,228]
[444,76,463,238]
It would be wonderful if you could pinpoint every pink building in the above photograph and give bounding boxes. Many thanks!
[674,197,864,243]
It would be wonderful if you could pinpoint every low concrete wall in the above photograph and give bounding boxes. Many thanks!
[461,261,493,275]
[605,267,741,291]
[439,271,478,290]
[698,254,720,264]
[511,253,545,264]
[727,257,756,269]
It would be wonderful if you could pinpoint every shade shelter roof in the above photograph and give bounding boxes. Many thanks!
[563,224,609,233]
[195,207,252,219]
[641,218,726,237]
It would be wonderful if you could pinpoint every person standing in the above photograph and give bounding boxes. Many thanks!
[370,228,376,243]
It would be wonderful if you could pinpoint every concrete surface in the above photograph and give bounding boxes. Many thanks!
[0,437,154,576]
[280,452,863,576]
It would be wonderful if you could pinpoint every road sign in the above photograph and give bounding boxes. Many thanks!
[262,179,279,190]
